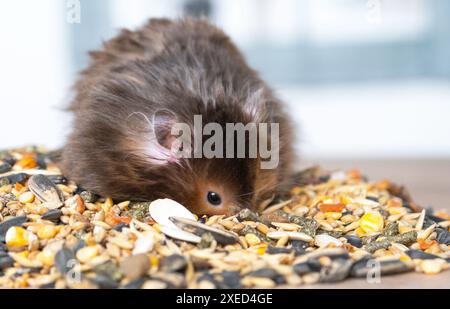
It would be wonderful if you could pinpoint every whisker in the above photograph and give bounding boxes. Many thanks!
[237,181,280,198]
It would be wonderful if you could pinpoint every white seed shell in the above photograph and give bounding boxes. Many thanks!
[132,236,154,255]
[160,226,201,244]
[266,231,313,242]
[148,198,196,229]
[314,234,343,248]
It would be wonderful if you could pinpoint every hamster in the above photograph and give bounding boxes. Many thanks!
[61,17,295,216]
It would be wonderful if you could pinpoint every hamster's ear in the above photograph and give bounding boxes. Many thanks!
[153,109,178,150]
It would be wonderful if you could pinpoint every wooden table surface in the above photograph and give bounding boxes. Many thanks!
[293,159,450,289]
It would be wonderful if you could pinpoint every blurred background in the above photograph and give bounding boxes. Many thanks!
[1,0,449,207]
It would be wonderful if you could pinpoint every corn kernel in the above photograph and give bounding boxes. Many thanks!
[150,255,159,267]
[359,211,384,234]
[339,195,353,205]
[324,212,342,220]
[245,233,260,246]
[37,249,55,266]
[18,191,35,204]
[5,226,29,247]
[355,227,366,238]
[256,244,267,255]
[76,246,99,263]
[399,255,412,262]
[37,225,58,240]
[15,154,37,169]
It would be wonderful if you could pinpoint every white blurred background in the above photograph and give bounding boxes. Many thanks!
[1,0,449,160]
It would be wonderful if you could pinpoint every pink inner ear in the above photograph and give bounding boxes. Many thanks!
[153,109,177,148]
[147,109,181,165]
[144,140,180,165]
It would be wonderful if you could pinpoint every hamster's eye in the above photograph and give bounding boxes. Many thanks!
[206,191,222,206]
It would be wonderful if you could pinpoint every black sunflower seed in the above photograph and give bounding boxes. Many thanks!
[266,246,293,254]
[344,235,363,248]
[160,254,187,273]
[291,239,309,255]
[319,258,352,283]
[0,163,12,174]
[293,262,314,275]
[112,222,129,232]
[47,175,68,185]
[41,209,63,222]
[6,173,28,185]
[89,273,119,289]
[55,247,76,275]
[406,250,442,260]
[0,256,14,269]
[246,268,279,279]
[436,228,450,245]
[121,277,147,289]
[350,256,413,277]
[218,271,241,289]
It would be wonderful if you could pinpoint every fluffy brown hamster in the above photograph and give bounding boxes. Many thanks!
[61,17,294,216]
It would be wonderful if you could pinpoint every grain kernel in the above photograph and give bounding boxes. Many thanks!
[245,233,260,246]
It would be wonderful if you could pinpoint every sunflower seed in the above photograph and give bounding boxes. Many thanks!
[0,163,12,174]
[160,226,201,244]
[266,246,293,255]
[121,278,146,289]
[0,256,14,269]
[55,247,76,275]
[319,257,352,283]
[246,268,280,279]
[149,199,196,229]
[406,250,443,260]
[293,262,316,275]
[28,174,63,209]
[160,254,187,273]
[170,216,239,245]
[47,175,68,185]
[351,256,413,277]
[6,173,28,185]
[344,235,363,248]
[112,222,129,232]
[89,273,119,289]
[41,209,63,222]
[435,228,450,245]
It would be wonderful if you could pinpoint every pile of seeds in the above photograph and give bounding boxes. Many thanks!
[0,147,449,288]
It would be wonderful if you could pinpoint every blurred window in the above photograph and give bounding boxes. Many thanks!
[71,0,450,86]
